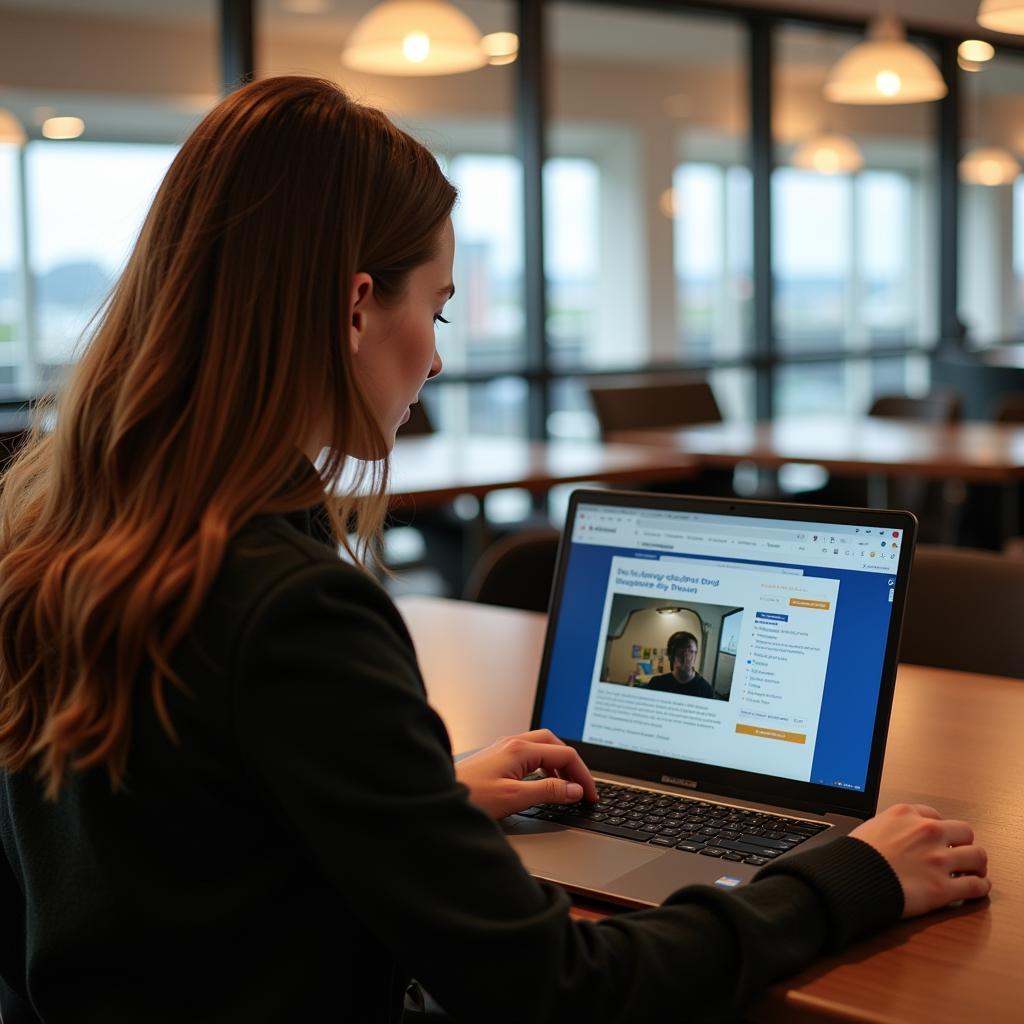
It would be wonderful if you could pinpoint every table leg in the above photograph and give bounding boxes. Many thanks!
[867,475,888,509]
[1001,483,1020,548]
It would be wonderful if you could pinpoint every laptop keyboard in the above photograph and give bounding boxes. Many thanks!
[515,780,830,867]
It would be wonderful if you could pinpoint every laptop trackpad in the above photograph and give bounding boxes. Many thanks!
[504,817,664,889]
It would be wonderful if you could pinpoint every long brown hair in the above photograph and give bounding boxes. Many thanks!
[0,76,456,796]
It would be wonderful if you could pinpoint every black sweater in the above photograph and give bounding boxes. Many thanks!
[0,508,904,1023]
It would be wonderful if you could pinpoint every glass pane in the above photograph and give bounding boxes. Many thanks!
[675,164,752,363]
[545,158,600,367]
[0,146,23,391]
[775,355,930,417]
[773,24,939,354]
[27,142,178,374]
[548,377,599,440]
[2,1,218,393]
[959,51,1024,347]
[548,2,749,371]
[259,0,525,376]
[419,378,528,439]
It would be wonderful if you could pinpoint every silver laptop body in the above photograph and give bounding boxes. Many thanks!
[504,489,916,907]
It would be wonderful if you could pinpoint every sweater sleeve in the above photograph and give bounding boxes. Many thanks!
[230,563,903,1024]
[0,804,39,1023]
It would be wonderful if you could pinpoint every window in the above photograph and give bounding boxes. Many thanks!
[0,146,22,389]
[673,163,752,363]
[960,52,1024,346]
[548,1,749,371]
[773,24,939,415]
[27,142,178,379]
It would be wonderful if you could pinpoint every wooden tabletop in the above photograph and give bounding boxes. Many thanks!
[386,435,695,509]
[610,417,1024,483]
[396,595,1022,1023]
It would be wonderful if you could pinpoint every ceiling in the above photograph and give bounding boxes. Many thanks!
[0,0,1013,39]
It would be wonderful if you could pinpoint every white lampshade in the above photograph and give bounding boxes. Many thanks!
[958,39,995,62]
[792,133,865,175]
[960,145,1020,185]
[341,0,485,76]
[481,31,518,66]
[824,16,947,105]
[41,116,85,140]
[978,0,1024,34]
[0,107,26,145]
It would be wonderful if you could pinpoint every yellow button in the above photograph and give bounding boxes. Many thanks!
[789,598,830,610]
[735,724,806,744]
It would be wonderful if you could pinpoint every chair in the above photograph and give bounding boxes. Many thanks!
[992,392,1024,424]
[957,394,1024,547]
[397,401,435,437]
[900,544,1024,679]
[874,392,964,541]
[808,392,964,541]
[587,375,734,497]
[869,392,962,424]
[463,528,560,613]
[587,375,723,437]
[388,400,469,594]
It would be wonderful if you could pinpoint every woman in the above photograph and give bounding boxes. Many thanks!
[0,76,989,1023]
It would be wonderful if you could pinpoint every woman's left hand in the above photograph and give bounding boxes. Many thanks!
[454,729,599,819]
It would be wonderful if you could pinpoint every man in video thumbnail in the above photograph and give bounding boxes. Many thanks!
[645,631,714,699]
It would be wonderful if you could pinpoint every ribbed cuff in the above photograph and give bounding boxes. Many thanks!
[755,836,904,950]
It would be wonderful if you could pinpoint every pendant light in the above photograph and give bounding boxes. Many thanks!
[0,108,26,145]
[978,0,1024,34]
[824,16,947,105]
[960,145,1020,186]
[341,0,485,76]
[792,132,865,175]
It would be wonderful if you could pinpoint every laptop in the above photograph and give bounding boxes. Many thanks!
[503,488,916,907]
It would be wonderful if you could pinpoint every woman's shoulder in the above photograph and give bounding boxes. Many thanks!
[199,510,405,660]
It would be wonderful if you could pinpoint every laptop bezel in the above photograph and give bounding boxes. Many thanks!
[530,488,917,820]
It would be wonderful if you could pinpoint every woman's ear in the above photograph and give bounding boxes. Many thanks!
[349,272,375,355]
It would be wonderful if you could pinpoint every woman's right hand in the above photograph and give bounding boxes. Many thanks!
[850,803,990,918]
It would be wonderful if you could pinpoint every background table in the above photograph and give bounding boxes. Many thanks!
[608,418,1024,483]
[387,435,696,509]
[396,595,1023,1024]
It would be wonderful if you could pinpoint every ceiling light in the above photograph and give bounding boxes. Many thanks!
[792,132,865,175]
[659,188,681,219]
[41,116,85,140]
[960,145,1020,185]
[978,0,1024,34]
[341,0,485,76]
[958,55,982,72]
[824,16,947,105]
[481,31,518,66]
[959,39,995,62]
[0,108,26,145]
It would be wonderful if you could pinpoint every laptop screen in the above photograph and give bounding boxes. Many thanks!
[538,496,908,797]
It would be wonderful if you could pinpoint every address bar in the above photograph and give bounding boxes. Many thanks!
[637,523,806,543]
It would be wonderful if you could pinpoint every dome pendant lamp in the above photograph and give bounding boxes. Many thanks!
[960,146,1020,186]
[0,108,26,145]
[341,0,486,76]
[824,15,947,105]
[792,132,865,175]
[978,0,1024,34]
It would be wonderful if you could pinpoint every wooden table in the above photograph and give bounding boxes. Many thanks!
[397,595,1023,1024]
[387,435,696,510]
[609,417,1024,483]
[611,416,1024,543]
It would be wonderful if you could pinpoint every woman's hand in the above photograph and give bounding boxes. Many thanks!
[454,729,599,819]
[850,803,991,917]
